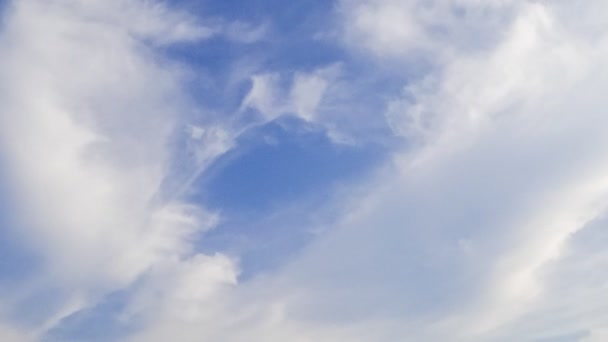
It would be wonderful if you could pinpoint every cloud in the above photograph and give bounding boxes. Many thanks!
[0,0,236,337]
[240,73,284,121]
[239,65,337,125]
[339,0,523,60]
[0,324,31,342]
[3,0,608,341]
[130,1,608,341]
[239,68,335,123]
[239,63,380,144]
[271,1,608,340]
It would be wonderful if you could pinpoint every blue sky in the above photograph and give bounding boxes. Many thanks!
[2,0,608,341]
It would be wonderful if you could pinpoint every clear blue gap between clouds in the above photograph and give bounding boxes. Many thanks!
[43,290,139,342]
[195,117,382,213]
[189,117,387,280]
[0,162,41,288]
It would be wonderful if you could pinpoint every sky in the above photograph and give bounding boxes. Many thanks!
[1,0,608,341]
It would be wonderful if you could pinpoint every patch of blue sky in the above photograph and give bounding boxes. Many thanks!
[9,287,72,329]
[43,290,137,342]
[161,39,255,112]
[150,0,413,282]
[164,120,398,224]
[0,209,43,333]
[189,117,387,279]
[0,166,41,289]
[0,215,37,289]
[196,117,383,213]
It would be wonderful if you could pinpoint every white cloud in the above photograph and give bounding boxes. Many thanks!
[131,1,608,341]
[240,73,285,121]
[3,0,608,341]
[289,65,340,122]
[123,253,238,324]
[584,330,608,342]
[0,324,32,342]
[0,0,236,336]
[240,66,335,122]
[269,1,608,340]
[69,0,218,45]
[339,0,523,60]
